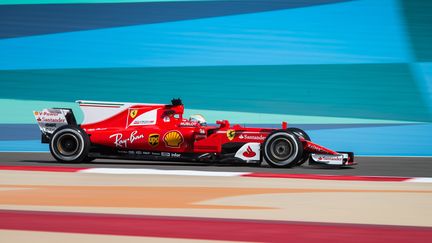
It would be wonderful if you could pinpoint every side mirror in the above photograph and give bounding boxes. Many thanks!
[216,120,230,128]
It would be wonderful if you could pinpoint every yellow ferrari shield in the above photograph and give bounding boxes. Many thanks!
[129,109,138,119]
[227,129,235,141]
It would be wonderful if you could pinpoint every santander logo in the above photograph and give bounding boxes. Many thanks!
[243,146,256,158]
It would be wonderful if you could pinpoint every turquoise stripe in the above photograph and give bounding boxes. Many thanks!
[0,64,429,122]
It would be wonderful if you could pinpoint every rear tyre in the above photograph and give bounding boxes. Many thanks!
[263,130,303,168]
[49,125,90,163]
[287,128,311,166]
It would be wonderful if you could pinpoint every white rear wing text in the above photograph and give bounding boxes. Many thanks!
[33,108,76,136]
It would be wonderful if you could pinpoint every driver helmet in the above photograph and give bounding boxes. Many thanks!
[189,114,207,126]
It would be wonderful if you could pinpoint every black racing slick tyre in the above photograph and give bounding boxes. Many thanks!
[263,130,304,168]
[287,128,311,166]
[49,125,91,163]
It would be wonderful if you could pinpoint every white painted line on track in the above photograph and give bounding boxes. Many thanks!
[79,168,432,182]
[2,165,432,182]
[404,177,432,183]
[80,168,249,177]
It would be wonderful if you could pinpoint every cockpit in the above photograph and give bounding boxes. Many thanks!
[189,114,207,126]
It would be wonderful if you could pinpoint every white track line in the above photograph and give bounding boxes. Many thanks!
[80,168,249,177]
[79,168,432,182]
[404,178,432,183]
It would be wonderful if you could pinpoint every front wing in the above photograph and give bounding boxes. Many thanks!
[303,140,355,166]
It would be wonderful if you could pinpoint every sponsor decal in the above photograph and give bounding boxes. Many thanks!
[243,146,256,158]
[161,152,171,157]
[40,118,66,123]
[234,142,260,161]
[315,155,343,161]
[163,130,184,148]
[37,111,62,117]
[34,110,67,123]
[109,130,144,148]
[34,113,66,123]
[132,120,155,125]
[311,154,344,165]
[171,153,181,158]
[179,121,197,127]
[119,150,152,156]
[238,134,266,140]
[129,109,138,119]
[44,123,56,127]
[161,152,181,158]
[86,128,108,132]
[227,129,235,141]
[148,133,160,147]
[307,144,328,153]
[195,134,206,141]
[34,109,68,134]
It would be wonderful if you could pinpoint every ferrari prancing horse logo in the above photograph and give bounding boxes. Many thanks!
[227,129,235,141]
[129,109,138,119]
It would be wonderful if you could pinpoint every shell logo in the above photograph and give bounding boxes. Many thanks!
[163,130,184,148]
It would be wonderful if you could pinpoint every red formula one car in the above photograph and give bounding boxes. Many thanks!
[33,99,355,168]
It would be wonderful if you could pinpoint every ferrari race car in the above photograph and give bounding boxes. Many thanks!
[33,99,355,168]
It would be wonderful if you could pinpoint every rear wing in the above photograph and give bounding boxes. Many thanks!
[33,108,77,143]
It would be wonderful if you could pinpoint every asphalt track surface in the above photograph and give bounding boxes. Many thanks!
[1,152,431,177]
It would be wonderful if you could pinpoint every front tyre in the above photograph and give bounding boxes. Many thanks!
[263,131,303,168]
[287,128,311,166]
[50,125,90,163]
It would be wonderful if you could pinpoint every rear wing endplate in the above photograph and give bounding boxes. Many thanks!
[33,108,77,143]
